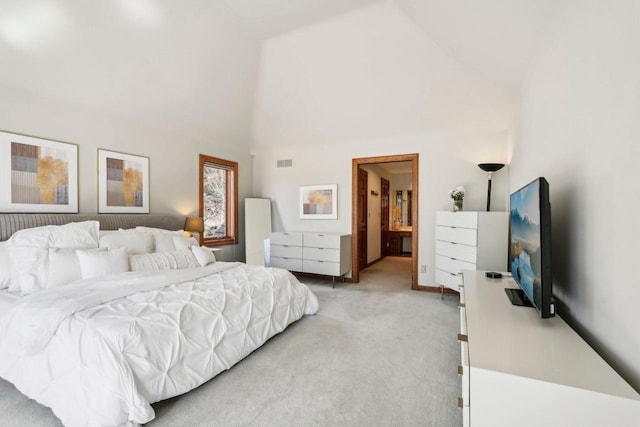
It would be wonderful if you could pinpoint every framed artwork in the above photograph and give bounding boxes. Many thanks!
[299,184,338,219]
[0,130,78,213]
[98,149,149,213]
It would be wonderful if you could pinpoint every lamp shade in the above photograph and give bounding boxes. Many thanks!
[478,163,505,173]
[184,217,204,233]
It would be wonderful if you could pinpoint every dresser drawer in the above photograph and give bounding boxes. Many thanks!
[436,268,463,289]
[271,232,303,246]
[436,226,477,246]
[436,211,478,229]
[270,256,303,272]
[436,254,476,275]
[303,247,340,262]
[435,240,477,264]
[303,233,341,249]
[271,244,303,259]
[303,259,341,276]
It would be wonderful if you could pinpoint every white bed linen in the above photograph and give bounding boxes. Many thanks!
[0,262,318,427]
[0,290,19,312]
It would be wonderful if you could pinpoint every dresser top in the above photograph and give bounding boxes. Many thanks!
[462,270,640,400]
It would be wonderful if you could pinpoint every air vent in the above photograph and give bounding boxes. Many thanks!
[277,159,293,168]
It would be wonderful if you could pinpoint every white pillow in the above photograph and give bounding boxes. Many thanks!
[5,221,101,294]
[129,249,198,272]
[77,247,129,279]
[191,246,216,267]
[48,247,107,288]
[6,245,49,295]
[7,221,99,249]
[0,242,11,290]
[173,236,199,251]
[48,221,99,249]
[99,230,154,254]
[135,226,183,234]
[7,225,55,247]
[152,233,178,252]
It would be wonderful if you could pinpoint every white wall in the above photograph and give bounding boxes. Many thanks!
[511,0,640,389]
[0,85,254,261]
[251,2,513,285]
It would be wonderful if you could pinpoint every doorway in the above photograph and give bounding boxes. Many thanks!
[351,153,419,289]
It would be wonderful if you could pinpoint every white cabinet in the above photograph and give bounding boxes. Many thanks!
[245,198,271,266]
[435,211,508,291]
[270,232,351,283]
[459,271,640,426]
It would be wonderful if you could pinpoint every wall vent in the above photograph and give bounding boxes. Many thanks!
[277,159,293,168]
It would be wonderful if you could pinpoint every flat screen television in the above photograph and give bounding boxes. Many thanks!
[507,177,555,318]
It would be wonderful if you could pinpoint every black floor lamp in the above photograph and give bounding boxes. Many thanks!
[478,163,505,211]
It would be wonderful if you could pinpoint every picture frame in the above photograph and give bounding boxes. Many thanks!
[0,130,78,213]
[299,184,338,219]
[98,149,149,213]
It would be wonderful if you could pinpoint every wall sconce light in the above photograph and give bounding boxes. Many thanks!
[478,163,505,211]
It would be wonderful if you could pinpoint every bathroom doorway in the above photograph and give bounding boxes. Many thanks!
[351,153,419,289]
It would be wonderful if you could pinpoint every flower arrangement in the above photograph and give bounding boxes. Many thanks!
[448,186,465,201]
[448,186,465,211]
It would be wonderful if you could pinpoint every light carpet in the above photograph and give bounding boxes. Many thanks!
[0,257,462,426]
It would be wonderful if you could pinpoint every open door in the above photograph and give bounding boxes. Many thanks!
[351,154,419,288]
[357,168,368,271]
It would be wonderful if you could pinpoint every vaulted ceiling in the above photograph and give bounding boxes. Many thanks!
[0,0,569,143]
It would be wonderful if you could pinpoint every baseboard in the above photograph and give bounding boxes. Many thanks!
[365,257,383,268]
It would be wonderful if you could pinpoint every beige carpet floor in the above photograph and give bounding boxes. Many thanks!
[0,257,462,426]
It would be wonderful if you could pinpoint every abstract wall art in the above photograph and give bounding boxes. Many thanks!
[0,130,78,212]
[299,184,337,219]
[98,149,149,213]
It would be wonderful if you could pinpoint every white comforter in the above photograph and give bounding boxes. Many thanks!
[0,262,318,427]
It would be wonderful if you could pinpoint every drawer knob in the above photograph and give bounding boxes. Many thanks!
[458,397,464,409]
[457,334,468,342]
[457,365,463,376]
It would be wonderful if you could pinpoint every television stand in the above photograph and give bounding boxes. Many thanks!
[504,287,533,307]
[458,271,640,426]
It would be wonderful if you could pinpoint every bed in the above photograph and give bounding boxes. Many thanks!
[0,214,318,427]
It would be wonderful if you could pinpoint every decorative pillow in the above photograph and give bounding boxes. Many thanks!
[99,230,154,254]
[191,246,216,267]
[129,249,198,272]
[48,221,99,249]
[172,236,199,251]
[77,247,129,279]
[48,247,107,288]
[0,242,11,290]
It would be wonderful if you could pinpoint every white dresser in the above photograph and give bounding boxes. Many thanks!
[435,211,508,291]
[270,232,351,284]
[459,271,640,426]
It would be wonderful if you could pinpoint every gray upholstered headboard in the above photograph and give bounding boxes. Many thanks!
[0,214,185,241]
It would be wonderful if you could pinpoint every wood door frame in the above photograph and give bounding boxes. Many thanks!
[351,153,419,289]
